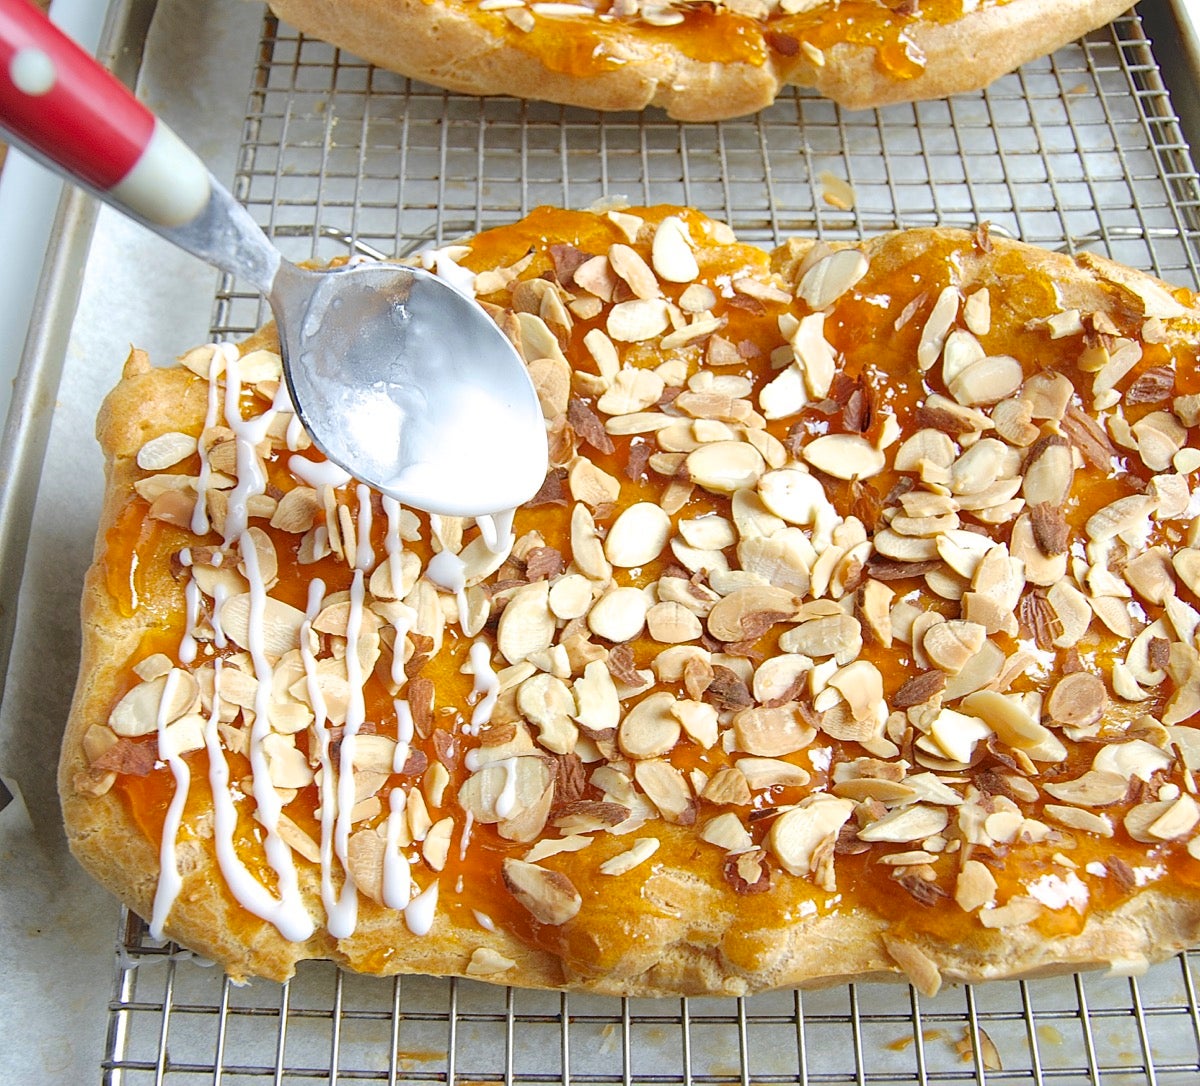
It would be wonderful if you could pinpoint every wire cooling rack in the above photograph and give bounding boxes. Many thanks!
[102,4,1200,1083]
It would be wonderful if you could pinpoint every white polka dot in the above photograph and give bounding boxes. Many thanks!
[10,47,56,96]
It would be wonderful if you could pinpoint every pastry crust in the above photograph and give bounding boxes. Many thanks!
[264,0,1134,120]
[62,209,1200,995]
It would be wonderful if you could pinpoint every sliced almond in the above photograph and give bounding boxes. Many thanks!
[686,441,766,494]
[1046,671,1107,728]
[766,796,855,878]
[604,502,671,567]
[650,216,700,283]
[796,249,868,311]
[599,837,661,876]
[801,434,885,480]
[502,859,582,925]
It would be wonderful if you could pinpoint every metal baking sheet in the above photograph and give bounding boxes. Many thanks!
[3,1,1200,1082]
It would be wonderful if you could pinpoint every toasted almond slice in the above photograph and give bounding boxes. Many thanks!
[619,691,682,759]
[587,586,649,642]
[801,433,885,480]
[1092,738,1173,782]
[517,673,579,755]
[1043,804,1114,837]
[220,593,306,660]
[573,659,621,733]
[699,812,753,852]
[458,756,553,825]
[137,430,198,471]
[502,859,582,925]
[633,758,695,823]
[651,216,700,283]
[737,756,810,790]
[1046,671,1107,728]
[766,796,855,877]
[948,354,1023,407]
[732,704,816,756]
[599,837,661,876]
[796,249,868,311]
[959,690,1066,761]
[604,502,671,567]
[917,286,959,371]
[858,804,949,843]
[466,947,517,975]
[686,441,766,494]
[109,670,199,738]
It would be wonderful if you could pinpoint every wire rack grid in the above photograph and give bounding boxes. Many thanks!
[102,4,1200,1084]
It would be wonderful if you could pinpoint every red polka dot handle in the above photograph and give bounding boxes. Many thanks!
[0,0,209,227]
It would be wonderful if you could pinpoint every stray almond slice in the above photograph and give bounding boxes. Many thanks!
[882,936,942,998]
[466,947,517,976]
[502,859,582,925]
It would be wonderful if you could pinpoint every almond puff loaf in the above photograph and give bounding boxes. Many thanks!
[61,206,1200,997]
[265,0,1134,121]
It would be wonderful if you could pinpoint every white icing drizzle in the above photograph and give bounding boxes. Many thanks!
[393,698,414,772]
[404,880,439,936]
[419,245,478,297]
[222,355,277,545]
[202,659,314,941]
[494,756,520,819]
[425,549,470,626]
[382,495,404,602]
[178,549,199,665]
[354,483,375,572]
[209,577,229,650]
[191,343,228,537]
[285,413,306,452]
[300,577,356,937]
[287,454,352,490]
[149,669,187,938]
[237,530,316,940]
[460,809,475,862]
[477,508,516,555]
[381,788,412,910]
[465,640,499,736]
[329,567,369,934]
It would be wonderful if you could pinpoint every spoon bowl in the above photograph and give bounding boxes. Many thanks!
[274,260,547,517]
[0,0,546,519]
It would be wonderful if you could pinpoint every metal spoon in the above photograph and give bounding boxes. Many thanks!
[0,0,546,519]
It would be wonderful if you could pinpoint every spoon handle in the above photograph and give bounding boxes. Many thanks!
[0,0,281,291]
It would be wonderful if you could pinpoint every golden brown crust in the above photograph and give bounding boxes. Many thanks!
[62,211,1200,995]
[264,0,1133,120]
